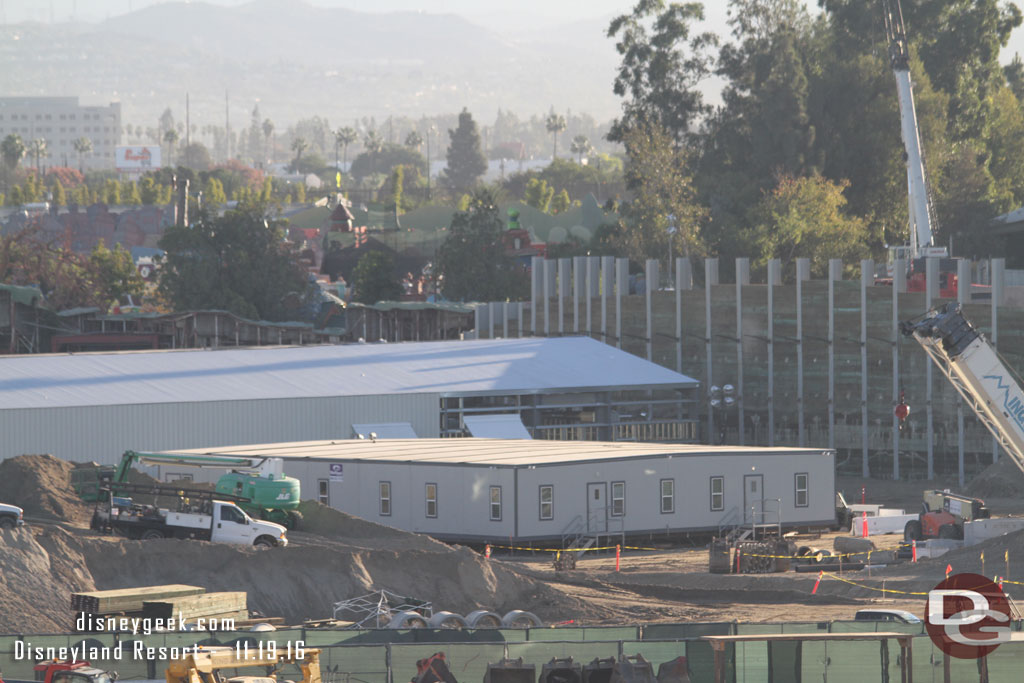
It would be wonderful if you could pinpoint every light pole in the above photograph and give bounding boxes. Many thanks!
[667,218,677,288]
[708,383,737,444]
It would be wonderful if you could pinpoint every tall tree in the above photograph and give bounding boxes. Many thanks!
[618,121,707,264]
[442,108,487,195]
[405,130,423,150]
[72,137,93,173]
[336,127,358,170]
[363,129,384,177]
[570,135,593,164]
[290,137,308,171]
[28,138,47,176]
[262,118,275,164]
[607,0,718,143]
[163,129,180,166]
[89,240,146,307]
[1,134,25,191]
[351,251,403,304]
[157,204,308,320]
[435,187,526,301]
[545,112,567,159]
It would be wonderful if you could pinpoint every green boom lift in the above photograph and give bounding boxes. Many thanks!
[78,450,303,529]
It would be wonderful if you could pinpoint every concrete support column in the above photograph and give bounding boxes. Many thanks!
[616,258,628,349]
[601,256,614,343]
[675,257,689,374]
[586,256,599,336]
[993,257,1005,463]
[544,259,556,336]
[518,301,525,339]
[645,259,659,361]
[766,259,781,447]
[573,255,585,333]
[489,301,498,339]
[827,259,841,451]
[957,259,970,488]
[735,258,750,445]
[925,257,938,478]
[796,258,810,447]
[530,256,542,336]
[705,258,719,443]
[860,259,873,478]
[558,258,570,335]
[892,258,906,480]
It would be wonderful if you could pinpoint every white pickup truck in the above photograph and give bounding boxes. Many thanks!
[92,497,287,548]
[0,502,25,529]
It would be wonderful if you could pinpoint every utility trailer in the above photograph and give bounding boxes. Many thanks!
[90,483,288,548]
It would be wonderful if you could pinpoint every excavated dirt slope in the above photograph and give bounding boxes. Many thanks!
[0,454,93,524]
[0,455,588,631]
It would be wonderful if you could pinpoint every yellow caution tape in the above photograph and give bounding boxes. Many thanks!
[485,544,661,554]
[820,572,928,596]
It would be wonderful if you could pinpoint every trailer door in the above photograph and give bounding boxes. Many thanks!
[587,482,608,533]
[743,474,764,524]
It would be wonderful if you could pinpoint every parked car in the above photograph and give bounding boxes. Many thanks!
[0,502,25,529]
[854,609,921,624]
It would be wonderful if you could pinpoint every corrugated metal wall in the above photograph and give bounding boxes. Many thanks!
[0,393,440,465]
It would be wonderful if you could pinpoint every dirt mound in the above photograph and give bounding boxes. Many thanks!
[72,534,585,626]
[0,526,95,632]
[965,457,1024,498]
[295,500,449,551]
[0,454,92,524]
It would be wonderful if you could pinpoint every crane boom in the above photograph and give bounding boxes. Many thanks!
[901,303,1024,476]
[881,0,942,258]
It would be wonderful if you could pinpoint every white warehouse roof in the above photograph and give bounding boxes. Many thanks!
[169,438,832,467]
[0,337,697,410]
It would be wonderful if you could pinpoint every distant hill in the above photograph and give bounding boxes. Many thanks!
[0,0,621,129]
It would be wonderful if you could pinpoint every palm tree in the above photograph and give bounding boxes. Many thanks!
[405,131,423,150]
[291,137,308,171]
[335,127,357,171]
[163,129,180,166]
[363,129,384,176]
[262,119,274,164]
[570,135,593,165]
[27,138,48,175]
[72,137,93,173]
[545,112,567,160]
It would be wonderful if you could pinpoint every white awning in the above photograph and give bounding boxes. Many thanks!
[463,414,532,439]
[352,422,418,439]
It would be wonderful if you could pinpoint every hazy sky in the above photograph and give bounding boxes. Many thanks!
[3,0,1022,61]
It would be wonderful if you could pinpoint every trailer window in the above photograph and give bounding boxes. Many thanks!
[426,483,438,518]
[318,479,329,506]
[795,473,809,507]
[660,479,674,514]
[539,485,553,520]
[710,477,724,511]
[611,481,625,516]
[490,486,502,521]
[379,481,391,516]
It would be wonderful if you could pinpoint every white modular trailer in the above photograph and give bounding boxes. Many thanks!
[169,439,836,542]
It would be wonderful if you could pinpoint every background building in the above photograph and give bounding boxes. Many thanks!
[0,336,699,464]
[0,97,122,170]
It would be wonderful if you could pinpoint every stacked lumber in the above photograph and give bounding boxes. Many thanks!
[142,591,247,621]
[71,584,205,614]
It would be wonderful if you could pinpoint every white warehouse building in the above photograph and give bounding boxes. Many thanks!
[162,438,837,542]
[0,337,699,465]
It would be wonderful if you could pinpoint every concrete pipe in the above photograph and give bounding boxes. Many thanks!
[465,610,503,629]
[502,610,543,628]
[428,611,469,629]
[388,610,429,629]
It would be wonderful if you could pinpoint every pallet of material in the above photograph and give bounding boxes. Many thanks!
[142,592,247,620]
[71,585,205,614]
